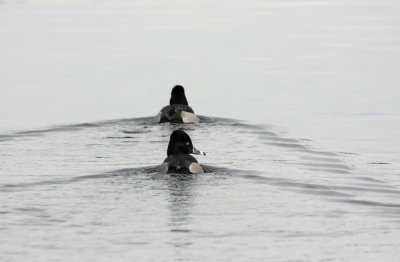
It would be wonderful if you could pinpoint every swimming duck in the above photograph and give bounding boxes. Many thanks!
[159,130,205,174]
[157,85,200,123]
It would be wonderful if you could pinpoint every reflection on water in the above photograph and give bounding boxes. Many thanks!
[166,175,195,250]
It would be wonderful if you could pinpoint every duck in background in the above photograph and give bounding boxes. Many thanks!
[156,85,200,123]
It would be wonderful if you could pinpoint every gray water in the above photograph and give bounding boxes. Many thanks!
[1,0,400,261]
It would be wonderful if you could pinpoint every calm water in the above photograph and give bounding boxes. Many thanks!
[1,0,400,261]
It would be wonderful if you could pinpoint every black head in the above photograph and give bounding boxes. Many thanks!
[167,130,193,156]
[169,85,189,105]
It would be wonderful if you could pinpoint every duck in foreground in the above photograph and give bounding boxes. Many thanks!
[157,85,200,123]
[159,130,206,174]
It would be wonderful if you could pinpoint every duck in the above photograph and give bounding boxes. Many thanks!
[159,130,206,174]
[157,85,200,123]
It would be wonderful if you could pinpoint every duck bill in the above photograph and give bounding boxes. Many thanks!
[192,147,206,156]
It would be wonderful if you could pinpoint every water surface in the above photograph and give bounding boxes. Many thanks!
[1,0,400,261]
[1,116,400,261]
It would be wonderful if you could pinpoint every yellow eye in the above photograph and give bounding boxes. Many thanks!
[186,142,190,146]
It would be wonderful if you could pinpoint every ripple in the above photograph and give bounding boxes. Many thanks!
[264,141,308,149]
[307,168,351,174]
[300,162,352,170]
[301,156,343,163]
[334,199,400,208]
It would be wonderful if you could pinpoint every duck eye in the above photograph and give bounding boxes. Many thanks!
[186,142,190,146]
